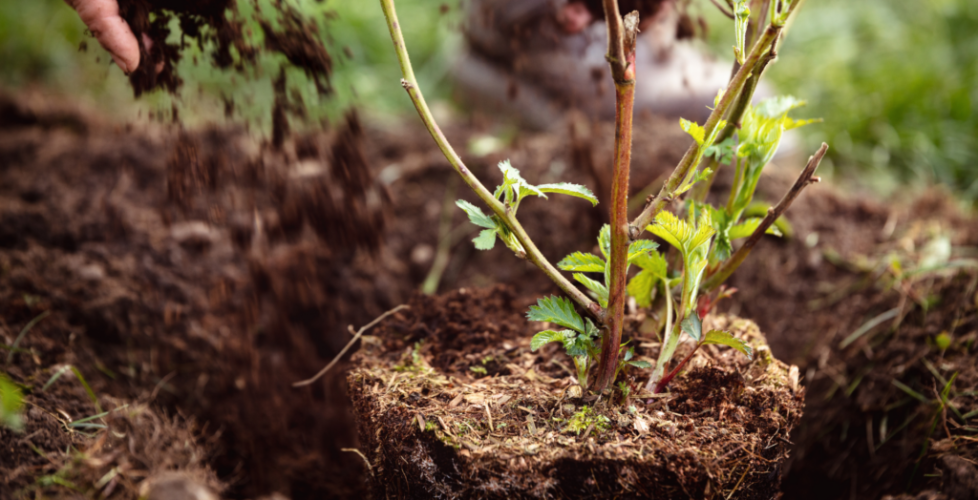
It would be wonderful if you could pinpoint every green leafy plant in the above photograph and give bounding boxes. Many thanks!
[380,0,827,395]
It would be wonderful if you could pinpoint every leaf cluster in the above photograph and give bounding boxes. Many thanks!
[457,160,597,254]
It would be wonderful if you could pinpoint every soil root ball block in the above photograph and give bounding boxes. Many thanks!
[347,287,804,499]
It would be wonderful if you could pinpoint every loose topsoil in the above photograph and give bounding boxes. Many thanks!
[1,73,977,499]
[349,286,803,499]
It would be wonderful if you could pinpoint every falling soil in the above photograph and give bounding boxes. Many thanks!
[349,286,803,499]
[116,0,330,99]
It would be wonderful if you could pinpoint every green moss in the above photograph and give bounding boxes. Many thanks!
[563,406,610,436]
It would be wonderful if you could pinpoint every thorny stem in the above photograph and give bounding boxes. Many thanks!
[629,2,802,235]
[379,0,602,318]
[593,1,640,392]
[702,142,829,291]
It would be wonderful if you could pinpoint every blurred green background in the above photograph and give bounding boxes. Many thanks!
[1,0,976,203]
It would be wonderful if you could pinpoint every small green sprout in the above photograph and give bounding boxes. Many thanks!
[563,406,610,435]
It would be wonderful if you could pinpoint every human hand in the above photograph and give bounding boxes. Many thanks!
[65,0,140,73]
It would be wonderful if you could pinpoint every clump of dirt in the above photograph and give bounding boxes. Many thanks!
[0,90,397,498]
[715,181,978,499]
[350,286,804,499]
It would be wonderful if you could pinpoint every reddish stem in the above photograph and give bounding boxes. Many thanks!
[654,343,701,394]
[592,4,638,393]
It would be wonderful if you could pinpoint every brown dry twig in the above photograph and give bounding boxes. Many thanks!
[293,304,409,387]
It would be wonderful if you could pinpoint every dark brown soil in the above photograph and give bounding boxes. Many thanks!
[349,286,803,499]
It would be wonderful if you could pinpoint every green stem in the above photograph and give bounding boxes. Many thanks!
[379,0,602,318]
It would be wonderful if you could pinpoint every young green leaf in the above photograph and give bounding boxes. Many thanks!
[526,296,585,333]
[473,229,498,250]
[584,318,600,340]
[702,330,754,359]
[631,249,668,277]
[598,224,611,259]
[627,270,657,308]
[456,200,496,229]
[681,313,703,342]
[574,273,609,307]
[648,211,693,254]
[689,211,716,252]
[536,183,599,206]
[531,329,577,351]
[755,96,807,118]
[496,160,545,204]
[680,118,706,145]
[624,346,635,362]
[704,137,736,164]
[627,360,653,369]
[627,240,660,263]
[557,252,606,273]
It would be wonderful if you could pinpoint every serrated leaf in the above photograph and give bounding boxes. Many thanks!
[704,137,737,164]
[584,319,600,339]
[627,240,659,263]
[537,183,599,206]
[702,330,754,359]
[497,160,545,204]
[680,118,706,145]
[473,229,497,250]
[627,360,653,369]
[598,225,611,259]
[517,183,546,201]
[689,211,716,252]
[783,117,823,131]
[527,296,585,334]
[574,273,609,307]
[456,200,496,229]
[558,252,606,273]
[531,329,577,351]
[755,96,807,118]
[681,313,703,342]
[631,249,668,278]
[648,211,692,254]
[627,270,657,308]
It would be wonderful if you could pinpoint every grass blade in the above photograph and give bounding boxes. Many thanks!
[41,365,73,392]
[891,379,928,403]
[6,310,50,364]
[839,307,900,348]
[70,366,102,414]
